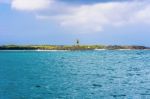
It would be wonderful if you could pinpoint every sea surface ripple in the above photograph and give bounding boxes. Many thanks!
[0,50,150,99]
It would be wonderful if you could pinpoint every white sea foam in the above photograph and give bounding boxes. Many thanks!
[118,49,132,50]
[94,49,106,51]
[0,49,75,51]
[35,49,68,52]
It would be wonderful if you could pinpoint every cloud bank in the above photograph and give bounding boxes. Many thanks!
[6,0,150,33]
[54,1,150,33]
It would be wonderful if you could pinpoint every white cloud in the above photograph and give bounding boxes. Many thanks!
[134,6,150,23]
[11,0,54,11]
[52,1,150,33]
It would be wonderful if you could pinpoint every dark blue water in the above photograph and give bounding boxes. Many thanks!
[0,50,150,99]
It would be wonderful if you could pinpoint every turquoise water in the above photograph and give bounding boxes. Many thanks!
[0,50,150,99]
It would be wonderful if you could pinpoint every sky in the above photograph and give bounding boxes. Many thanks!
[0,0,150,46]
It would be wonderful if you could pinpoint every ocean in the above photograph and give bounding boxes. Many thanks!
[0,50,150,99]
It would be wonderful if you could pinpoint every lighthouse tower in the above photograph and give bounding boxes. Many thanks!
[76,39,80,46]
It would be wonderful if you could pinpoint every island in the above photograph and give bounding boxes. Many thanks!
[0,45,149,50]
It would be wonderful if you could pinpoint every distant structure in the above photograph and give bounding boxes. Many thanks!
[76,39,80,46]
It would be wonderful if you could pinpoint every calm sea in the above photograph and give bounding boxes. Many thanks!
[0,50,150,99]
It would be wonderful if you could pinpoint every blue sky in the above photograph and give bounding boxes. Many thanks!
[0,0,150,46]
